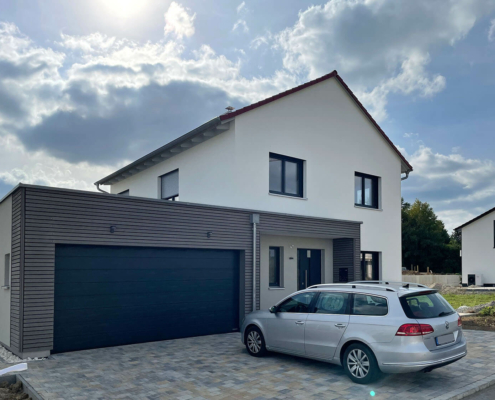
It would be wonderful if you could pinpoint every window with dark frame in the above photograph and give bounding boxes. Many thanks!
[160,169,179,201]
[354,172,379,209]
[269,153,304,198]
[3,253,10,287]
[269,247,281,287]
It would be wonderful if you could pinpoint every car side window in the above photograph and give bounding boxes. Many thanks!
[352,294,388,316]
[314,292,349,315]
[278,292,316,313]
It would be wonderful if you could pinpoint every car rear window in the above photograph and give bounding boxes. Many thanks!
[400,292,456,319]
[352,294,388,316]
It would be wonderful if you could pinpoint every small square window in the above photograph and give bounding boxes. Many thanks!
[269,247,282,287]
[269,153,304,197]
[355,172,379,209]
[161,170,179,201]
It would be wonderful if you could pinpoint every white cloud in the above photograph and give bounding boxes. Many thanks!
[237,2,246,14]
[0,133,117,191]
[489,19,495,41]
[233,19,249,33]
[0,21,300,186]
[403,145,495,230]
[452,146,461,153]
[277,0,494,121]
[403,132,419,138]
[164,2,196,39]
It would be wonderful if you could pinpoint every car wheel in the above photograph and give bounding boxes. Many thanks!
[245,326,267,357]
[343,343,381,384]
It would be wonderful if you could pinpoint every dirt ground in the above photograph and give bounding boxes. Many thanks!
[461,315,495,331]
[0,381,30,400]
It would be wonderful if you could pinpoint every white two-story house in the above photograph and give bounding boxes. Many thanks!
[101,71,412,309]
[0,70,412,357]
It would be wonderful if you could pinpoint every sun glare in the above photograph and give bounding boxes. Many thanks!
[99,0,149,20]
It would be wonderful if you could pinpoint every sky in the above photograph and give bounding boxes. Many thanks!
[0,0,495,232]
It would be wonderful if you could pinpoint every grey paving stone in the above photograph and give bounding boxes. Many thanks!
[1,330,494,399]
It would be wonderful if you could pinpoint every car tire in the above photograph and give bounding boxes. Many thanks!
[343,343,381,384]
[245,326,267,357]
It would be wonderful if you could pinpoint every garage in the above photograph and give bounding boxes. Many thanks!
[53,244,240,353]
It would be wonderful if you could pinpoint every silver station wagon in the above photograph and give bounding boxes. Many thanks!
[241,281,467,384]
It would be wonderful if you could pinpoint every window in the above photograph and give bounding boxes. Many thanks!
[361,252,379,281]
[269,153,304,197]
[269,247,282,287]
[354,172,379,208]
[314,292,349,315]
[278,292,316,313]
[352,294,388,316]
[118,190,129,196]
[161,169,179,201]
[3,254,10,288]
[400,292,455,319]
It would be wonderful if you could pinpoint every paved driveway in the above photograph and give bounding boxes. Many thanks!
[2,330,495,400]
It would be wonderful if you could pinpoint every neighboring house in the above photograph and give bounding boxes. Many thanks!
[0,71,412,358]
[456,207,495,286]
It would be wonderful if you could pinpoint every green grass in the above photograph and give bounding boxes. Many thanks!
[442,294,495,310]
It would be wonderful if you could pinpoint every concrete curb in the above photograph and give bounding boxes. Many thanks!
[432,374,495,400]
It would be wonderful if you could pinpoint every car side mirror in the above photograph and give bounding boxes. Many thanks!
[269,306,278,313]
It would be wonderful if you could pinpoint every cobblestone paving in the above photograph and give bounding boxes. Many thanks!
[1,330,495,400]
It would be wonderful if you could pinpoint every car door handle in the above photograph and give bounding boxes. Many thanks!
[335,323,347,328]
[295,321,305,325]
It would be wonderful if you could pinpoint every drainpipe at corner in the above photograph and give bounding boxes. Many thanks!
[250,214,260,313]
[401,171,410,181]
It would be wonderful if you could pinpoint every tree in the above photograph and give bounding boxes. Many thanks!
[402,198,453,273]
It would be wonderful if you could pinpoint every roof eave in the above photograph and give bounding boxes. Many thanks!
[95,117,222,186]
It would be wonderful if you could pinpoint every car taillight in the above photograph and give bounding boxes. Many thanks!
[458,316,462,327]
[396,324,434,336]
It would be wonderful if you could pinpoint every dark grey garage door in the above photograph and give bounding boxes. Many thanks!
[54,244,240,353]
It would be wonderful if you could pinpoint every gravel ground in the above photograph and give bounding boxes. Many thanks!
[0,346,44,365]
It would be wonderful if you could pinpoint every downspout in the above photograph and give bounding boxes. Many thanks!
[401,171,410,181]
[250,214,260,312]
[95,183,109,193]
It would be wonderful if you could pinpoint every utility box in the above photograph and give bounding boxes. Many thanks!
[467,274,483,286]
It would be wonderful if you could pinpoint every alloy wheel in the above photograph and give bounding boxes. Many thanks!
[347,349,370,378]
[247,331,262,354]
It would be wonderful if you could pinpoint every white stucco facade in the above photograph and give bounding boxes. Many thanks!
[0,194,12,347]
[109,77,405,297]
[461,211,495,285]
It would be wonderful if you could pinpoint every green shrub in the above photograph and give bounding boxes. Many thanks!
[479,306,495,316]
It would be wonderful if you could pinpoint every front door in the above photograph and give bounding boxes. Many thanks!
[298,249,322,290]
[361,251,379,281]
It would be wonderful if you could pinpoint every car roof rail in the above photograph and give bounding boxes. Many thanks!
[307,283,396,292]
[350,280,429,289]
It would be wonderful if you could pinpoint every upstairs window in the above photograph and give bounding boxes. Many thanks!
[355,172,379,209]
[269,153,304,198]
[161,169,179,201]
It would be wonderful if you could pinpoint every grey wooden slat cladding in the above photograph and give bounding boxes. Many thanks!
[10,185,360,355]
[333,238,359,282]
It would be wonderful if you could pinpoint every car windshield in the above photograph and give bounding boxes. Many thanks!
[399,291,456,319]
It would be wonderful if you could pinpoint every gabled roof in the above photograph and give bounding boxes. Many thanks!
[96,70,412,186]
[455,207,495,231]
[220,70,412,172]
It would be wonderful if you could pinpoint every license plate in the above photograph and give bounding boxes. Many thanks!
[436,333,455,346]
